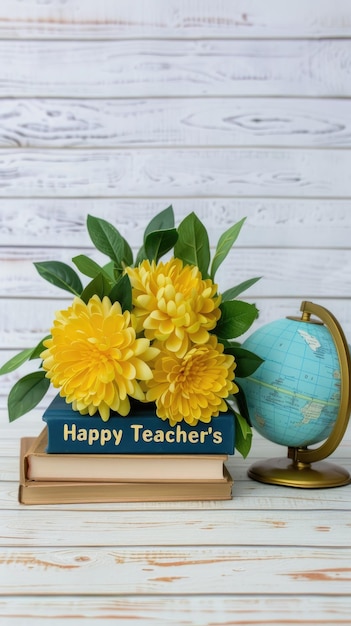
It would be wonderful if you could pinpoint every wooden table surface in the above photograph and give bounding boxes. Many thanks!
[1,411,351,625]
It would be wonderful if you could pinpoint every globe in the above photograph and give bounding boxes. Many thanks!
[238,317,341,448]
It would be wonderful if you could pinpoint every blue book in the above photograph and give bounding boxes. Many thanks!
[42,395,235,455]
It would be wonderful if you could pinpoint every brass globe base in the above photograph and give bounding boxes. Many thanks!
[248,457,351,489]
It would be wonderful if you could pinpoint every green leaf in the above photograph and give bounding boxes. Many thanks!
[0,348,35,375]
[87,215,133,269]
[234,411,252,458]
[144,228,178,263]
[225,346,264,378]
[174,212,210,277]
[34,261,83,296]
[216,301,259,339]
[30,336,51,360]
[210,218,246,280]
[144,205,175,238]
[80,273,111,304]
[0,335,52,375]
[72,254,113,284]
[135,245,147,266]
[221,277,262,301]
[103,261,118,280]
[135,206,176,265]
[109,274,132,311]
[8,371,50,422]
[232,383,252,427]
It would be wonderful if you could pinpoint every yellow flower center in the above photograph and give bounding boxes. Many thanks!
[145,335,238,426]
[126,258,222,357]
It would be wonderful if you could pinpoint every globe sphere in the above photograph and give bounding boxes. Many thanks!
[238,318,341,447]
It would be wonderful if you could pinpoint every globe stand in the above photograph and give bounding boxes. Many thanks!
[247,301,351,489]
[248,457,351,489]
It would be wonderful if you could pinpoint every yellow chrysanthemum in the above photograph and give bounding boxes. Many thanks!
[126,258,221,358]
[41,295,159,421]
[145,335,238,426]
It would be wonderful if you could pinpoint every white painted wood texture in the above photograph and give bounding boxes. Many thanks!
[2,39,351,98]
[1,98,351,148]
[1,1,351,623]
[0,0,350,39]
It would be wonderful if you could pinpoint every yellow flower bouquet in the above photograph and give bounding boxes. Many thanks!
[1,207,262,456]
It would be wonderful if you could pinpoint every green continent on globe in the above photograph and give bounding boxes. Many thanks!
[237,318,341,448]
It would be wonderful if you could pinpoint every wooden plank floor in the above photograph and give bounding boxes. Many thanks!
[1,411,350,624]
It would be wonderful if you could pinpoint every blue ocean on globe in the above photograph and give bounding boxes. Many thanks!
[238,318,341,447]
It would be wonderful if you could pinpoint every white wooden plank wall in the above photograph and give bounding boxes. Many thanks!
[0,0,350,416]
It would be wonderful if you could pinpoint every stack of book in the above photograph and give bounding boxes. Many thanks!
[19,395,235,504]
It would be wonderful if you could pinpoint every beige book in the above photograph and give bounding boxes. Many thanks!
[19,438,233,504]
[24,428,228,482]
